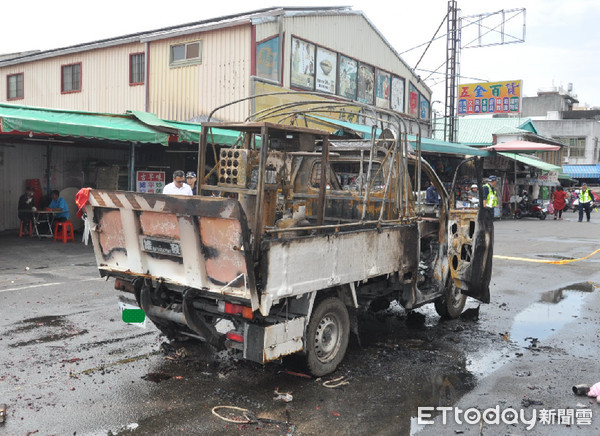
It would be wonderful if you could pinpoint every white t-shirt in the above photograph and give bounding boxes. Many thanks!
[162,182,193,196]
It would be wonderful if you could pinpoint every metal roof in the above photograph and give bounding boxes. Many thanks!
[434,117,537,146]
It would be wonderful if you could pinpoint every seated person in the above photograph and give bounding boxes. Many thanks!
[47,190,70,222]
[467,184,479,203]
[425,181,439,205]
[18,187,36,226]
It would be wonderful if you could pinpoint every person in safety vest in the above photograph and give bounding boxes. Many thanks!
[482,175,498,213]
[578,182,595,222]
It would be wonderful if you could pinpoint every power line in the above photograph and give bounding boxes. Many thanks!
[413,13,448,70]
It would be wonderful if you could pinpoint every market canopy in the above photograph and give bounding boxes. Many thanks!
[484,140,561,152]
[0,103,171,145]
[128,110,243,146]
[562,164,600,179]
[499,152,563,172]
[306,115,489,156]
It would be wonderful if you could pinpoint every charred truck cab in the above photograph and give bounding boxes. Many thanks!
[86,101,493,376]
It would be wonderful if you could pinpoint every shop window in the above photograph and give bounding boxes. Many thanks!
[61,63,81,93]
[170,41,202,67]
[7,73,23,100]
[129,53,145,85]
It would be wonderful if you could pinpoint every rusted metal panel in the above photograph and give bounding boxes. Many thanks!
[200,217,247,287]
[87,189,258,308]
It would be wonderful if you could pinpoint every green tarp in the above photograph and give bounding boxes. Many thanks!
[0,103,170,145]
[499,152,563,172]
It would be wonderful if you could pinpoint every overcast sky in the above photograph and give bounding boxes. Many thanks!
[3,0,599,107]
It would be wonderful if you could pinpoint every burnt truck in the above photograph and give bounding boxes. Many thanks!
[85,102,493,376]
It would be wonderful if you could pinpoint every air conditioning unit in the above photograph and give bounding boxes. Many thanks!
[562,156,569,164]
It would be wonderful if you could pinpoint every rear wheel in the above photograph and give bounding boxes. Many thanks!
[305,297,350,376]
[514,211,522,219]
[435,280,467,319]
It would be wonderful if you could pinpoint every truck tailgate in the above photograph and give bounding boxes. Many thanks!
[86,190,258,310]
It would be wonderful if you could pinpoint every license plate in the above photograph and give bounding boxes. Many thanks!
[118,300,147,329]
[141,237,182,257]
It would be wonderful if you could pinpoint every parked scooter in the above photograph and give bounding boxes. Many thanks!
[514,193,547,220]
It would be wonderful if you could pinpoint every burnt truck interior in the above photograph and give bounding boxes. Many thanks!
[88,97,493,375]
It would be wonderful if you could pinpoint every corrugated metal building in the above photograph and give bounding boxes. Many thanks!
[0,7,432,231]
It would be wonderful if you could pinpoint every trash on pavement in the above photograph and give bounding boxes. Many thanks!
[572,384,590,396]
[273,388,293,402]
[323,376,350,388]
[0,403,6,423]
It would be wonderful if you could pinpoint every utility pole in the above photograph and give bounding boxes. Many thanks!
[443,3,525,143]
[444,0,459,143]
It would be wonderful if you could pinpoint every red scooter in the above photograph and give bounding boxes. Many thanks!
[514,195,547,220]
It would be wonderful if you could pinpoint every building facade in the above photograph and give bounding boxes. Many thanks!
[0,7,433,231]
[0,7,432,127]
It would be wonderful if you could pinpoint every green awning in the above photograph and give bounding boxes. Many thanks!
[499,152,562,172]
[127,110,244,146]
[0,103,170,145]
[409,136,490,156]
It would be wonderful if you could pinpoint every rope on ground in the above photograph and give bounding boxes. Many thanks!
[494,248,600,265]
[323,376,350,388]
[211,406,252,424]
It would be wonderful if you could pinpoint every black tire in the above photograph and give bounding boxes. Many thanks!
[305,297,350,376]
[514,211,522,219]
[539,211,546,220]
[434,281,467,319]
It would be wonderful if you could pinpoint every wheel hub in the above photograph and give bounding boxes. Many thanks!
[314,314,340,362]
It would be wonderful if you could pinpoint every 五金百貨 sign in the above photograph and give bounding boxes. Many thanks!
[458,80,522,115]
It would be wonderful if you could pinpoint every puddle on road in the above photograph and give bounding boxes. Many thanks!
[510,283,595,347]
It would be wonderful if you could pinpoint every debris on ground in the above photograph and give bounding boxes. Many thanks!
[572,384,590,396]
[273,388,293,402]
[460,306,480,321]
[280,370,312,379]
[211,405,294,431]
[141,372,172,383]
[521,398,543,408]
[323,376,350,388]
[0,403,6,423]
[160,342,187,361]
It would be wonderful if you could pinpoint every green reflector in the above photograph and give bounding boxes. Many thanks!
[122,309,145,323]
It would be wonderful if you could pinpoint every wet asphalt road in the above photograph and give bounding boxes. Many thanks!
[1,215,599,435]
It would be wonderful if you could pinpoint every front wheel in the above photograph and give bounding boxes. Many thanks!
[539,211,546,220]
[305,297,350,376]
[514,211,522,219]
[435,280,467,319]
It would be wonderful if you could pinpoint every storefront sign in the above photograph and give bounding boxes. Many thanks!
[458,80,522,115]
[136,171,165,193]
[538,171,559,184]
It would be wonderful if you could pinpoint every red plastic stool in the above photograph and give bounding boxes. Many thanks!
[54,220,75,243]
[19,220,33,237]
